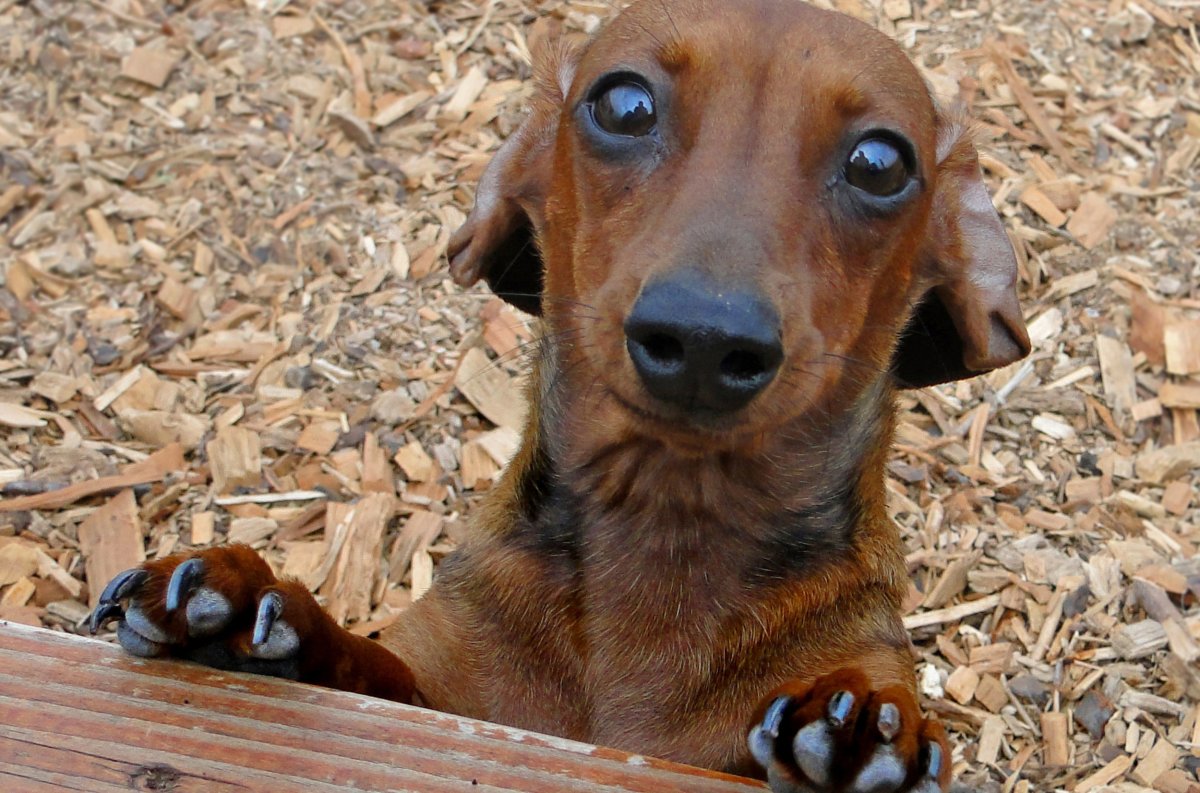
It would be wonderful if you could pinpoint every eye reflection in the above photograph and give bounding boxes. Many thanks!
[592,82,656,138]
[844,138,909,197]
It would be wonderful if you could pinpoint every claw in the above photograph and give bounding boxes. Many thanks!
[166,558,204,612]
[88,601,123,634]
[826,690,855,728]
[96,568,148,606]
[877,702,901,742]
[760,696,791,740]
[923,740,944,778]
[253,590,284,646]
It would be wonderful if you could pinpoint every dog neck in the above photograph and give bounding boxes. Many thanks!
[508,335,904,592]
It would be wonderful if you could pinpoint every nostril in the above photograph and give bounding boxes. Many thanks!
[624,274,784,412]
[641,333,685,367]
[720,350,768,382]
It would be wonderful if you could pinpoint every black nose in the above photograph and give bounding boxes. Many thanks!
[624,274,783,413]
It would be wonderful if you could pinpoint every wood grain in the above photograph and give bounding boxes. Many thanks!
[0,622,763,793]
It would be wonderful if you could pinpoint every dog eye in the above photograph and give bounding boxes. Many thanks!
[844,138,909,196]
[591,82,656,137]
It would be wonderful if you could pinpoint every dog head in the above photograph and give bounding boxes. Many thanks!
[450,0,1029,441]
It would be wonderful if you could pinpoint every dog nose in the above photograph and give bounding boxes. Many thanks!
[624,274,783,413]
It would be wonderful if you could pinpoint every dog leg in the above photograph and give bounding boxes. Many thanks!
[89,545,415,701]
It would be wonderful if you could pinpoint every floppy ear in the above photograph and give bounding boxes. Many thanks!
[447,39,582,316]
[892,113,1031,388]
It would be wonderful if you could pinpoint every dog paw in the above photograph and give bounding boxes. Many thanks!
[89,545,323,679]
[748,669,950,793]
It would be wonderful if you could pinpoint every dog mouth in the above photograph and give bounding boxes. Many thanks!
[603,384,760,441]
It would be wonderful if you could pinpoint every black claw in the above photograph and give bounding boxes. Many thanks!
[88,601,123,634]
[826,691,855,728]
[253,591,284,646]
[877,702,901,742]
[166,558,204,612]
[923,740,944,778]
[760,696,792,740]
[97,568,148,606]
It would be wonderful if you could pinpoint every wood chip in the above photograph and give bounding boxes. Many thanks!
[388,508,443,583]
[945,665,980,705]
[191,511,215,546]
[1076,754,1132,792]
[1161,481,1191,515]
[296,420,341,455]
[1020,185,1068,227]
[444,66,489,120]
[969,642,1015,675]
[362,433,394,495]
[372,90,432,128]
[1041,711,1069,766]
[977,714,1005,765]
[1112,619,1169,660]
[0,542,40,587]
[1130,289,1169,366]
[988,46,1082,172]
[394,441,435,482]
[118,409,208,450]
[904,594,1002,630]
[1043,269,1099,302]
[1136,442,1200,483]
[1097,334,1137,416]
[974,674,1008,713]
[93,366,145,412]
[1066,193,1118,249]
[1164,321,1200,375]
[77,490,145,608]
[30,372,80,404]
[321,494,394,625]
[1158,382,1200,410]
[273,14,315,39]
[460,441,499,489]
[0,403,47,429]
[1132,739,1181,786]
[121,47,180,88]
[0,444,184,512]
[206,426,263,494]
[456,347,527,431]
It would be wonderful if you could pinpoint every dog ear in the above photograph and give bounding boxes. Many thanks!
[447,39,583,316]
[892,113,1031,388]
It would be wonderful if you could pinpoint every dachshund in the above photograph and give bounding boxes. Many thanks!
[90,1,1030,790]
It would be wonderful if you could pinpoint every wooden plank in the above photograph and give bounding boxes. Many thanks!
[0,623,763,792]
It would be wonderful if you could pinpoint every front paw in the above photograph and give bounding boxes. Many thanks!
[748,669,949,793]
[89,544,322,679]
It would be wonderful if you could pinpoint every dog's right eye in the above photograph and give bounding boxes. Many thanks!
[844,138,910,197]
[591,82,656,138]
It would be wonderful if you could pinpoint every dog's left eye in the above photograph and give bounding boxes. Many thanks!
[844,138,909,196]
[591,82,656,137]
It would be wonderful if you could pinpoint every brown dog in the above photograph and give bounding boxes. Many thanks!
[90,2,1029,791]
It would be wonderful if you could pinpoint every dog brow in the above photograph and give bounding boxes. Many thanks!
[831,84,869,118]
[658,39,694,73]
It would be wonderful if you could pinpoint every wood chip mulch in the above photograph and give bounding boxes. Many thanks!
[1,0,1199,790]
